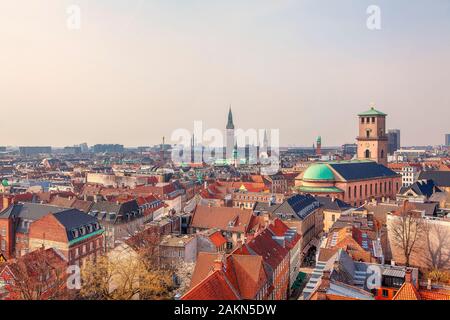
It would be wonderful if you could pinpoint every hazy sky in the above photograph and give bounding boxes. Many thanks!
[1,0,449,147]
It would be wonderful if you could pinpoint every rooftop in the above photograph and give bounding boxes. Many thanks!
[358,107,387,117]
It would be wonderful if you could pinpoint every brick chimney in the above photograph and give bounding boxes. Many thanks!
[404,269,412,283]
[317,270,331,300]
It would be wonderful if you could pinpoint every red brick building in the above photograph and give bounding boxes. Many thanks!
[295,161,401,207]
[233,228,290,300]
[0,203,103,266]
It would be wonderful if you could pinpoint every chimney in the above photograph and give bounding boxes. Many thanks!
[317,270,331,300]
[213,258,223,271]
[427,278,432,290]
[404,269,412,283]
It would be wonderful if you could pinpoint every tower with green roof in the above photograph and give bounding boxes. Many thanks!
[316,136,322,155]
[356,105,388,166]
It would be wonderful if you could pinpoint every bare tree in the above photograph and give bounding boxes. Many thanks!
[5,248,69,300]
[390,201,424,267]
[423,220,450,271]
[79,247,175,300]
[124,225,161,267]
[171,261,195,297]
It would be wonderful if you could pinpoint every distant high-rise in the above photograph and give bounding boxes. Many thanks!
[387,129,401,155]
[446,134,450,146]
[342,143,357,157]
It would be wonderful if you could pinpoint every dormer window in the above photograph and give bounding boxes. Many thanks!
[72,229,79,238]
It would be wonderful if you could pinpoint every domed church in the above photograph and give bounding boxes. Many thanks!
[295,106,402,206]
[295,160,401,206]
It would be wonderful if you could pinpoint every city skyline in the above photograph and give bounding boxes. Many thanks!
[1,0,449,147]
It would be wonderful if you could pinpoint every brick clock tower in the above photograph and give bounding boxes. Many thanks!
[356,106,388,166]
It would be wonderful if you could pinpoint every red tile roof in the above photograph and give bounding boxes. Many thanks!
[419,288,450,300]
[190,205,254,234]
[392,282,421,300]
[208,231,227,248]
[226,254,267,299]
[186,252,268,300]
[181,270,240,300]
[268,218,301,249]
[242,228,289,270]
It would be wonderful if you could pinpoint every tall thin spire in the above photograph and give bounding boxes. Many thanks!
[226,106,235,130]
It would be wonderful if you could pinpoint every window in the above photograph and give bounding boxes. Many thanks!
[0,228,6,236]
[382,289,389,297]
[1,239,5,251]
[365,149,371,159]
[371,117,375,123]
[361,118,365,124]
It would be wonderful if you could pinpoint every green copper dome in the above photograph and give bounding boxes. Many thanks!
[1,179,9,187]
[303,164,335,181]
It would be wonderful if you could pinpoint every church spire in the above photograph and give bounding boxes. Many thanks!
[226,106,235,130]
